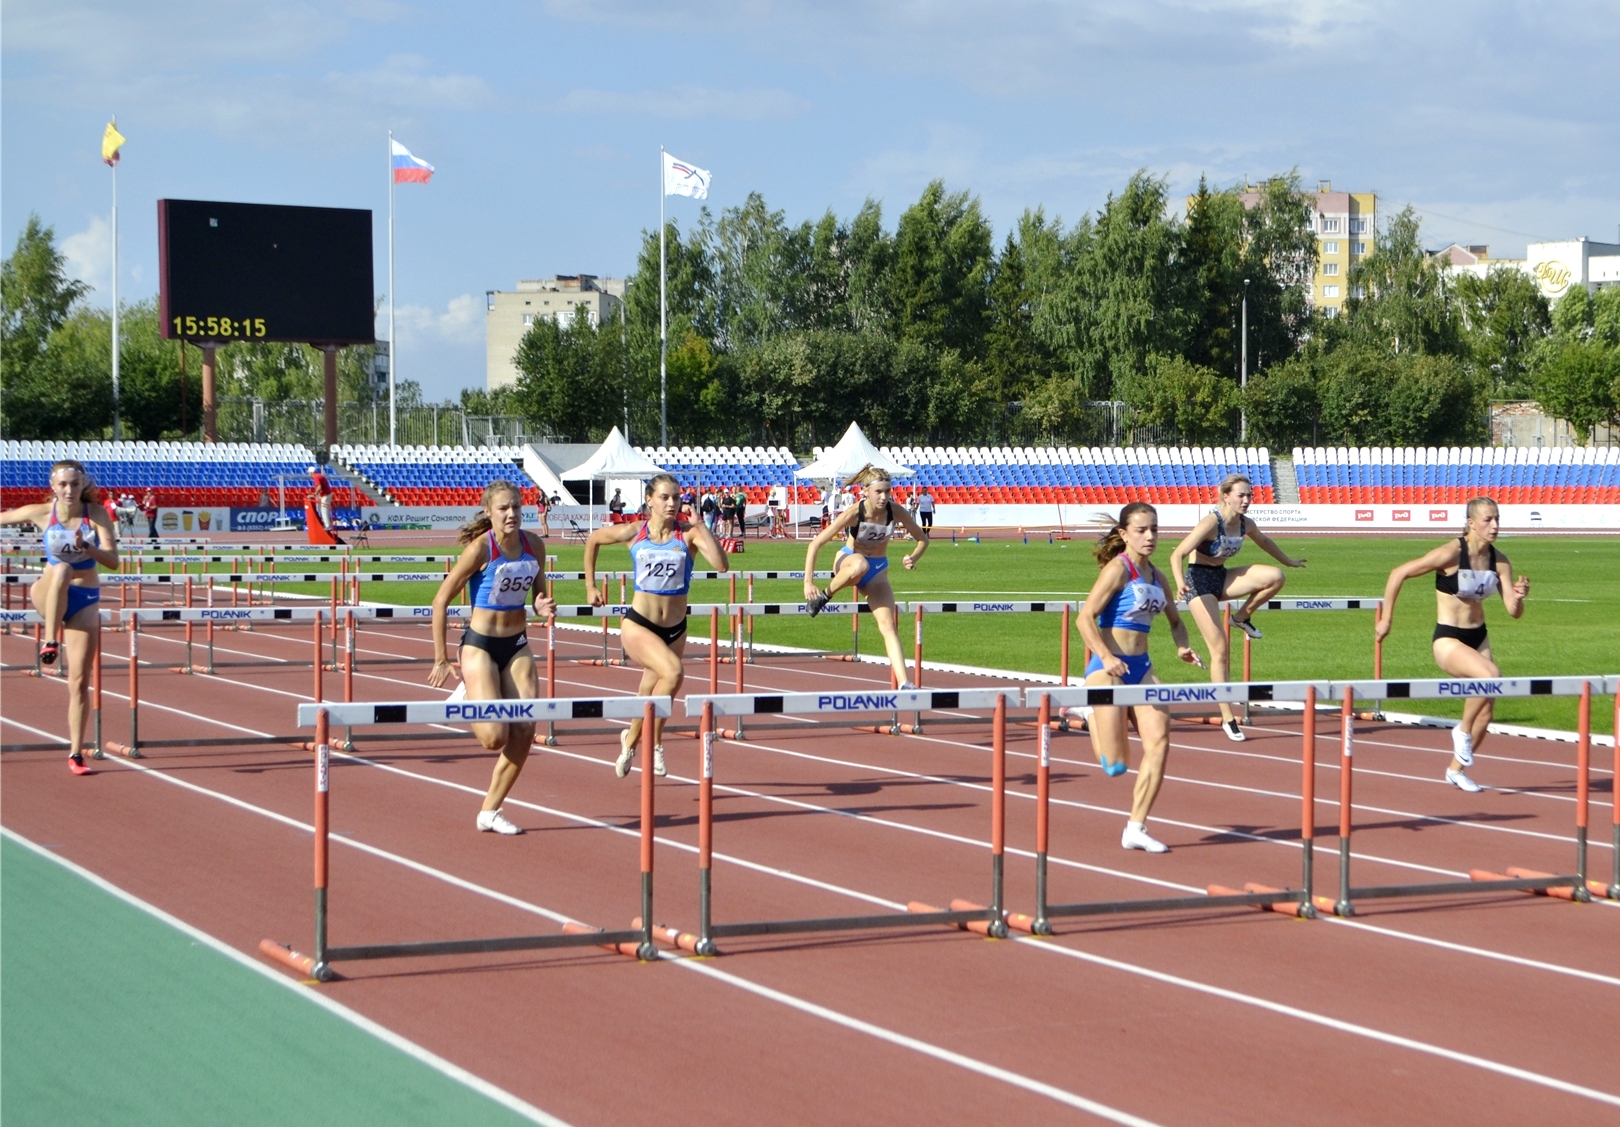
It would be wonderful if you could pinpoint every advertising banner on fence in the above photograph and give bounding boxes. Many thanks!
[931,503,1620,532]
[360,505,553,530]
[156,507,232,534]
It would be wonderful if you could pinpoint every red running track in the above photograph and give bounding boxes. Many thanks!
[3,619,1617,1126]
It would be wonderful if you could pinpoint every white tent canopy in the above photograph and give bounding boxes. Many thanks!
[560,427,665,480]
[794,422,914,482]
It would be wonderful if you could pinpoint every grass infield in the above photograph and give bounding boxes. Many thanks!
[170,533,1618,731]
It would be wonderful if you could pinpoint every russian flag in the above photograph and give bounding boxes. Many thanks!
[391,139,434,184]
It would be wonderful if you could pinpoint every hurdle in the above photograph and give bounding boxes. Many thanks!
[1325,675,1616,913]
[1029,679,1334,928]
[261,694,674,980]
[681,687,1022,955]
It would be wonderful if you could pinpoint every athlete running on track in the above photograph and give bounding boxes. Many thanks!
[1,460,118,774]
[1079,502,1200,853]
[1169,473,1305,742]
[585,473,728,779]
[429,481,556,833]
[802,466,930,689]
[1376,497,1528,792]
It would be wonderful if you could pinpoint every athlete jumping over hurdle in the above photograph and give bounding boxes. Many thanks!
[1,459,119,775]
[802,466,930,689]
[585,473,729,780]
[429,480,555,834]
[1376,496,1529,793]
[1079,502,1200,853]
[1169,473,1306,743]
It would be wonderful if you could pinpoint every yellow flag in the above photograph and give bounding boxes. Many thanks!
[102,121,126,166]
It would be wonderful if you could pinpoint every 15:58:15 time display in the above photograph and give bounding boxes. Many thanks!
[171,315,268,339]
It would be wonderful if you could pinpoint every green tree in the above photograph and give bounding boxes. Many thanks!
[890,181,993,358]
[982,231,1052,439]
[510,311,624,442]
[1456,268,1550,396]
[1118,353,1239,444]
[1342,206,1464,358]
[1534,341,1620,444]
[1243,356,1322,448]
[1,216,94,437]
[1386,353,1488,445]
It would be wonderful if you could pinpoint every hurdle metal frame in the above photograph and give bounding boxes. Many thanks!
[263,695,674,981]
[682,687,1023,955]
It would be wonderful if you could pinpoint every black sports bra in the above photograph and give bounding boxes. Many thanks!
[1436,537,1500,603]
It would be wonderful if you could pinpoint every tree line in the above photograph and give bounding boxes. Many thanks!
[505,175,1619,449]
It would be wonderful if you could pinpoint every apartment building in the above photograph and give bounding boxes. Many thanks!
[485,276,626,390]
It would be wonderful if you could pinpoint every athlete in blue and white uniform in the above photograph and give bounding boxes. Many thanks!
[1377,497,1528,793]
[1169,473,1306,742]
[1078,502,1199,853]
[431,480,555,834]
[586,473,729,779]
[802,466,930,689]
[1,459,118,775]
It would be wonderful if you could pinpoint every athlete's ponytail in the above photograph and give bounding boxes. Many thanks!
[1093,501,1157,565]
[457,479,524,544]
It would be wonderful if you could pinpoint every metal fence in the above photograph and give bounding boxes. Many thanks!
[215,399,541,449]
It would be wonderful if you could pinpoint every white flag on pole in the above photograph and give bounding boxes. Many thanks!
[662,151,711,199]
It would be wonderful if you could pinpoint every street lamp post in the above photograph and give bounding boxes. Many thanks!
[1240,279,1250,444]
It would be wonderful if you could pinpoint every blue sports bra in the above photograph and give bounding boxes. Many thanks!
[45,505,98,571]
[629,524,693,596]
[1200,511,1247,561]
[466,531,540,610]
[1096,556,1169,634]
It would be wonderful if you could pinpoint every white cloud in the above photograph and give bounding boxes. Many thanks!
[394,293,484,348]
[561,85,810,121]
[60,215,111,296]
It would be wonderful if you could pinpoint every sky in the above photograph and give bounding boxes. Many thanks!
[4,0,1617,403]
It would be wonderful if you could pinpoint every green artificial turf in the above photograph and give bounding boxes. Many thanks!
[168,534,1618,731]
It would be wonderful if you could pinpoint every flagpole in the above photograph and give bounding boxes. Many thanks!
[111,132,121,441]
[387,130,397,447]
[659,145,668,447]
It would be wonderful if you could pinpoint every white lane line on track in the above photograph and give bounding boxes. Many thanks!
[1015,937,1620,1110]
[0,826,571,1127]
[0,722,1163,1127]
[11,710,1615,1113]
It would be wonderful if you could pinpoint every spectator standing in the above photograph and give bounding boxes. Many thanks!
[700,488,718,534]
[309,465,334,530]
[140,488,159,541]
[917,486,935,532]
[609,488,626,518]
[719,488,737,539]
[733,486,748,539]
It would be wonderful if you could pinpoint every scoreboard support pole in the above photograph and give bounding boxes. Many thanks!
[323,346,339,449]
[202,345,218,443]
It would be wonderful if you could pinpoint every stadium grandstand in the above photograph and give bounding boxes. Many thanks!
[870,446,1275,505]
[1293,446,1620,504]
[638,445,811,503]
[0,440,363,509]
[333,444,541,506]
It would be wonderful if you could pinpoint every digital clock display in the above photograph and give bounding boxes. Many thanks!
[158,199,376,346]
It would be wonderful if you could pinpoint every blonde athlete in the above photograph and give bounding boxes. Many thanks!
[430,481,555,834]
[1078,502,1200,853]
[802,466,930,688]
[1376,497,1529,793]
[1,460,119,774]
[586,473,729,779]
[1169,473,1305,742]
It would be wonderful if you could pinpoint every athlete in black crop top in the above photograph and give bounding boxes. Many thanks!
[1377,497,1529,793]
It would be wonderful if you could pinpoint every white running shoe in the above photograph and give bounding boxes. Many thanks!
[1121,821,1168,853]
[899,680,916,691]
[1222,718,1247,742]
[1446,769,1483,793]
[1232,617,1263,640]
[476,808,522,834]
[1450,725,1474,768]
[653,745,667,777]
[615,730,636,778]
[447,681,467,702]
[1062,706,1093,727]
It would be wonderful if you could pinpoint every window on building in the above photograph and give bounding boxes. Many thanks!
[1321,217,1341,233]
[1349,218,1368,234]
[1352,241,1367,255]
[1351,285,1366,299]
[1322,284,1341,298]
[522,314,533,326]
[1323,305,1340,319]
[1324,241,1339,254]
[1323,262,1339,276]
[555,310,574,328]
